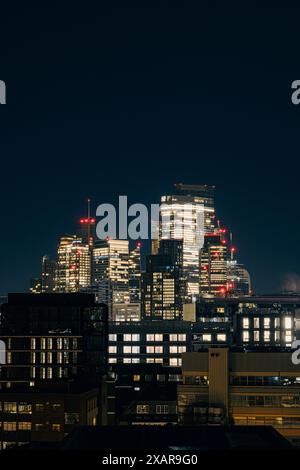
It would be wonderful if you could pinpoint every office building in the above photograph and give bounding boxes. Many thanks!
[93,239,129,312]
[199,232,228,297]
[41,255,56,293]
[227,260,251,296]
[159,184,215,299]
[129,242,141,303]
[141,253,183,321]
[0,384,99,450]
[56,236,91,293]
[178,348,300,446]
[0,293,108,389]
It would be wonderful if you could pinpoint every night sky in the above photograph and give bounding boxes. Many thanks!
[0,2,300,294]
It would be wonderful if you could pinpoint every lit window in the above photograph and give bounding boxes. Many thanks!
[243,318,249,329]
[264,318,271,329]
[133,375,140,382]
[285,331,292,343]
[108,346,117,354]
[18,422,31,430]
[254,318,260,329]
[156,405,169,414]
[217,307,225,313]
[52,424,61,432]
[3,402,17,414]
[264,331,270,342]
[285,317,292,329]
[3,422,17,431]
[170,358,181,366]
[123,346,140,354]
[254,331,260,342]
[108,358,117,363]
[169,334,178,342]
[178,334,186,342]
[203,334,212,342]
[243,331,249,342]
[18,403,32,414]
[136,405,149,414]
[124,334,132,342]
[217,334,226,342]
[109,334,117,342]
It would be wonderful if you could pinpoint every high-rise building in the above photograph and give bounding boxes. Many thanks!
[78,198,96,248]
[227,260,251,296]
[41,255,56,293]
[159,184,215,299]
[199,232,228,297]
[129,242,141,303]
[0,293,108,389]
[141,247,183,321]
[56,236,91,292]
[93,239,129,310]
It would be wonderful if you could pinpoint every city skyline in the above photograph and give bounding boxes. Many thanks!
[4,181,298,296]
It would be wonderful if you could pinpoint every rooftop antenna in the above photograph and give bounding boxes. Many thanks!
[87,198,91,247]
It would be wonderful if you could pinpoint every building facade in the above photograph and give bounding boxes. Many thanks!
[159,184,215,299]
[178,348,300,446]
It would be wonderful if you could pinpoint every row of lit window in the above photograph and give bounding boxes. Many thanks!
[242,317,293,329]
[30,338,78,350]
[231,394,300,407]
[30,366,75,379]
[136,404,170,415]
[108,334,187,342]
[29,351,77,364]
[0,402,61,413]
[108,346,187,354]
[242,330,293,342]
[233,416,300,427]
[108,357,182,366]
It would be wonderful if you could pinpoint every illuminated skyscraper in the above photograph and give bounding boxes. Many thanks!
[159,184,215,299]
[78,199,96,248]
[129,242,141,303]
[93,239,129,308]
[227,260,251,296]
[199,232,228,297]
[41,255,56,293]
[56,236,91,292]
[141,241,184,320]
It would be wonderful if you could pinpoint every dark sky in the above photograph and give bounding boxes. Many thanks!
[0,1,300,294]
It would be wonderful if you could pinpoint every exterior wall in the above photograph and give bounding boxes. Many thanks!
[0,389,99,450]
[178,349,300,445]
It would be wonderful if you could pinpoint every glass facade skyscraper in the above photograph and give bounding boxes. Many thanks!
[159,184,215,299]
